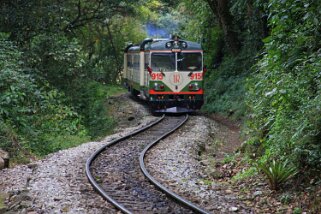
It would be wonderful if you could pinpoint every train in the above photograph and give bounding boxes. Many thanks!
[123,36,205,113]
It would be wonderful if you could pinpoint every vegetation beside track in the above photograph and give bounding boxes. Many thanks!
[159,1,320,211]
[173,0,321,193]
[0,36,126,162]
[0,2,320,210]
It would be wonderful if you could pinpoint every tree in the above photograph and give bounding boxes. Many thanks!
[205,0,240,55]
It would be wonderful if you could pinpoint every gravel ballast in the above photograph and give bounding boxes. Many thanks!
[1,95,250,213]
[0,116,157,214]
[145,116,252,213]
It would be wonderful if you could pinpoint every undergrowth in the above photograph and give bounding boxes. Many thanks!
[245,0,321,173]
[0,39,123,163]
[233,167,257,181]
[257,159,298,190]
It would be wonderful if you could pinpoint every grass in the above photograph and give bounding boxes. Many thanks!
[203,72,247,120]
[201,179,213,186]
[106,85,127,97]
[232,167,257,181]
[223,153,236,164]
[45,134,90,154]
[0,193,7,210]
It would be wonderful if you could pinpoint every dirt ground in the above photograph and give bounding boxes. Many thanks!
[200,113,321,214]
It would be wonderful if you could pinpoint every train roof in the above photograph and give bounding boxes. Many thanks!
[125,38,202,52]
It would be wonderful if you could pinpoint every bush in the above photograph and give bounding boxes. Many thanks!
[204,73,246,119]
[232,167,257,181]
[257,159,298,190]
[203,52,253,119]
[27,34,118,139]
[0,39,89,159]
[27,33,86,91]
[69,80,116,138]
[245,0,321,170]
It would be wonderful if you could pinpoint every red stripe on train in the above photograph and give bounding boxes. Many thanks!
[149,89,204,95]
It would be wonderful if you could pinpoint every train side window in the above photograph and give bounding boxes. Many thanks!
[128,55,133,68]
[127,55,132,68]
[134,54,139,70]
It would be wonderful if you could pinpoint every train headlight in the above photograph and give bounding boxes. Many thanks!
[154,83,165,91]
[166,42,172,48]
[188,83,200,91]
[181,42,188,49]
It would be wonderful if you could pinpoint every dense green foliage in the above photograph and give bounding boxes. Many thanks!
[0,39,88,159]
[0,0,147,161]
[168,0,266,119]
[246,0,321,169]
[166,0,321,176]
[0,0,320,179]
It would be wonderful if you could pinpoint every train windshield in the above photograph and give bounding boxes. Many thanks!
[151,53,175,72]
[177,53,202,72]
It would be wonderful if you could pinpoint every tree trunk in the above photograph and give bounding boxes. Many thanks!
[206,0,241,55]
[105,21,122,80]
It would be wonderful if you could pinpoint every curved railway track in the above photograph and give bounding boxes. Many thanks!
[86,115,209,214]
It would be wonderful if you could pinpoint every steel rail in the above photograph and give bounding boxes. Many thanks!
[85,115,165,214]
[86,114,209,214]
[139,115,210,214]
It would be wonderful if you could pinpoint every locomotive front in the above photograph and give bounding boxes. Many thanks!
[124,37,205,113]
[148,38,204,112]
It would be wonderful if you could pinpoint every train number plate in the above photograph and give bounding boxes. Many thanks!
[189,73,203,80]
[151,73,164,80]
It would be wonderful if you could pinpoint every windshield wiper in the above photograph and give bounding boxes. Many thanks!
[188,66,197,77]
[159,69,166,77]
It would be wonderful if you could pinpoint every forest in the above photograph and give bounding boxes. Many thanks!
[0,0,320,197]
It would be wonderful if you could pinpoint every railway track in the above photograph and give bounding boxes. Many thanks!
[86,115,209,214]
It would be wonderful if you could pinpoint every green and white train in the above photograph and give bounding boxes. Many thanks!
[123,37,205,113]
